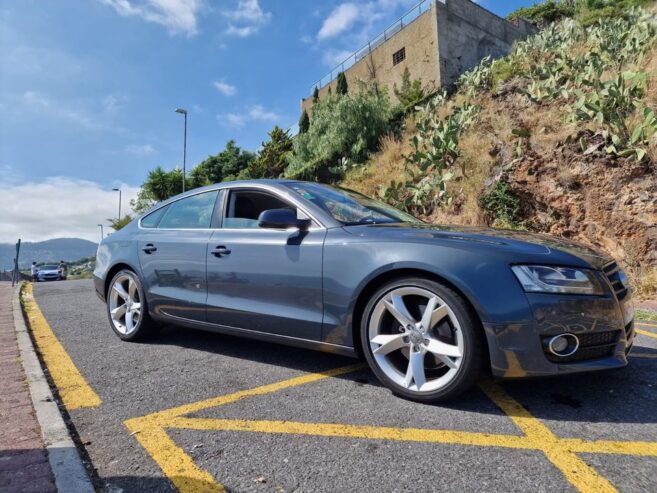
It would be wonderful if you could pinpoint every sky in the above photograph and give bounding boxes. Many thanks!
[0,0,536,243]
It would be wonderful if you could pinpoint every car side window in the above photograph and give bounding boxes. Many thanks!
[224,190,293,229]
[157,191,219,229]
[140,206,168,228]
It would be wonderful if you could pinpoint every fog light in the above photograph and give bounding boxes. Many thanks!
[547,333,579,357]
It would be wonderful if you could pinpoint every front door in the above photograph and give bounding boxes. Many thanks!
[205,188,325,340]
[137,190,219,322]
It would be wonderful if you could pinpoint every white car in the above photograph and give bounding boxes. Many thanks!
[37,264,63,282]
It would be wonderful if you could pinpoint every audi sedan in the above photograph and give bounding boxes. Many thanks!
[93,180,635,402]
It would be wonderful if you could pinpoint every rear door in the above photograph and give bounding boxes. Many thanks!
[137,190,220,322]
[205,187,326,340]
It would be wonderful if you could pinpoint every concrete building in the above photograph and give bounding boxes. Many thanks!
[301,0,534,113]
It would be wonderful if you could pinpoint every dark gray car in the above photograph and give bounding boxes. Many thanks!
[93,180,635,402]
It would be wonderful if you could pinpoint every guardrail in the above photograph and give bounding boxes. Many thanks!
[308,0,434,96]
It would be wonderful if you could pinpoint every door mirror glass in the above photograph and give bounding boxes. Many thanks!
[258,209,310,230]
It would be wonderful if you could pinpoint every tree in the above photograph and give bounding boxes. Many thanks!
[193,140,256,183]
[107,214,133,231]
[246,126,294,179]
[131,166,183,213]
[393,67,426,111]
[298,109,310,134]
[336,72,349,95]
[313,86,320,104]
[286,82,393,181]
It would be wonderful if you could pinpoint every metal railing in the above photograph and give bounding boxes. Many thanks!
[308,0,435,96]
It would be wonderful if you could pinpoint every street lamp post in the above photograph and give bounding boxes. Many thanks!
[175,108,188,193]
[112,188,122,222]
[97,224,104,242]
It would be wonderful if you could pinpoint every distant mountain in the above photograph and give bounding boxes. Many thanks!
[0,238,98,270]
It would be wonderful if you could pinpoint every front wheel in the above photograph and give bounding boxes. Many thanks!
[361,278,485,403]
[106,269,159,341]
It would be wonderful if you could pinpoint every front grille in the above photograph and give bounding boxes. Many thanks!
[544,330,620,363]
[602,261,628,300]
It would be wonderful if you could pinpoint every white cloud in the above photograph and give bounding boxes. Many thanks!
[102,94,128,113]
[0,177,140,243]
[322,48,353,67]
[224,0,271,37]
[248,105,278,121]
[219,112,247,128]
[125,144,156,156]
[213,80,237,96]
[217,104,280,129]
[100,0,202,36]
[21,91,121,132]
[318,3,360,40]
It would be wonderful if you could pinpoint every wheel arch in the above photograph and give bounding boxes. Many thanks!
[104,262,140,298]
[350,267,490,366]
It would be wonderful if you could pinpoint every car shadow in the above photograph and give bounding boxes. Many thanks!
[149,324,657,425]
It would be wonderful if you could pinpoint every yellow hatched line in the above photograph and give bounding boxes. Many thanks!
[479,381,617,493]
[127,367,657,493]
[22,284,101,410]
[637,328,657,340]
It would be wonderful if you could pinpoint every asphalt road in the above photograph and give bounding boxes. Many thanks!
[33,279,657,493]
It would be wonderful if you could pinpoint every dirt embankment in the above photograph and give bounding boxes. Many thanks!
[504,130,657,267]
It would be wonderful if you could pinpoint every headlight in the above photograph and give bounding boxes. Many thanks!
[511,265,605,295]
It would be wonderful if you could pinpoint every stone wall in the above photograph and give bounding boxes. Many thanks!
[435,0,535,86]
[301,5,439,114]
[300,0,535,114]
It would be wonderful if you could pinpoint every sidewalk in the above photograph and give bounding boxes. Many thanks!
[0,282,57,493]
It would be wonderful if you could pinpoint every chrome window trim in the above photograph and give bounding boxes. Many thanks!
[137,183,329,232]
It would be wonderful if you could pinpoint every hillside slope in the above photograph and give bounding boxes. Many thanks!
[343,6,657,296]
[0,238,98,270]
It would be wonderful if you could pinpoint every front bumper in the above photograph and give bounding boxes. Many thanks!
[485,290,633,379]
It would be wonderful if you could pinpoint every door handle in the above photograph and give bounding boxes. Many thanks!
[210,246,231,257]
[142,244,157,254]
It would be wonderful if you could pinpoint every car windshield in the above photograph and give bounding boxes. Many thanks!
[286,183,422,226]
[41,265,58,270]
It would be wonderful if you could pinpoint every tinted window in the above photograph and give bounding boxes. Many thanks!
[286,183,421,225]
[158,191,218,229]
[224,190,292,229]
[140,206,168,228]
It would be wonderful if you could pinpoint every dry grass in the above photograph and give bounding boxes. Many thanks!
[342,133,411,197]
[630,266,657,300]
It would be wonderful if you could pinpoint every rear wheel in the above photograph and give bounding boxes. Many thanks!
[107,270,158,341]
[361,277,485,402]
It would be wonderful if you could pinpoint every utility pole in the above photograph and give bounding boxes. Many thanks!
[175,108,188,192]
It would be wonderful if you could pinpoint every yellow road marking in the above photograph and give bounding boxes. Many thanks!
[126,365,657,493]
[21,284,101,410]
[630,352,657,359]
[125,418,224,493]
[637,328,657,339]
[480,381,617,493]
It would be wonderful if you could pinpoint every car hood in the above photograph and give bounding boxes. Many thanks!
[343,224,612,269]
[40,269,60,274]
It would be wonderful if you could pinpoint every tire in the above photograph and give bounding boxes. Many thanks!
[360,277,485,403]
[106,269,159,341]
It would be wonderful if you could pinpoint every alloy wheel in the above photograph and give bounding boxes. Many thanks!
[109,274,142,335]
[368,286,464,393]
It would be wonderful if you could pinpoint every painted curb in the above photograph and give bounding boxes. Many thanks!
[12,284,95,493]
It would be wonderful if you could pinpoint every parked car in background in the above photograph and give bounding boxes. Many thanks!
[37,264,64,282]
[93,180,635,402]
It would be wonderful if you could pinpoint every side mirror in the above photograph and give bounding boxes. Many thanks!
[258,209,310,230]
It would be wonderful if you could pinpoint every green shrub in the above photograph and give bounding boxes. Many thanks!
[298,109,310,134]
[508,0,574,26]
[336,72,349,95]
[243,126,293,179]
[286,82,393,181]
[393,67,427,111]
[479,181,523,228]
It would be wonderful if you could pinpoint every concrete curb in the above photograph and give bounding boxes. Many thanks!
[12,283,95,493]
